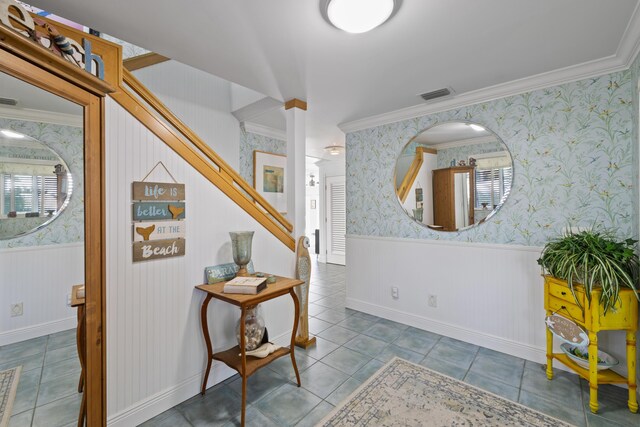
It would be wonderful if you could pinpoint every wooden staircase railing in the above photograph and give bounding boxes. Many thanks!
[111,69,295,250]
[123,52,169,71]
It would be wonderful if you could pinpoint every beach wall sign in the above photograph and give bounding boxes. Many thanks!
[132,180,185,262]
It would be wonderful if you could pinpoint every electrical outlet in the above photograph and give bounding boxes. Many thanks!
[427,294,438,308]
[391,287,399,299]
[10,303,23,317]
[66,294,72,307]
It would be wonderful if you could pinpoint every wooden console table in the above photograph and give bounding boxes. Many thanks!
[196,276,303,426]
[71,284,86,427]
[544,276,638,413]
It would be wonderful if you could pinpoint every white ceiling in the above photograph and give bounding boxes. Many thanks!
[27,0,640,159]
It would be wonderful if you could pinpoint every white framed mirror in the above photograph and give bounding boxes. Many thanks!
[395,121,513,232]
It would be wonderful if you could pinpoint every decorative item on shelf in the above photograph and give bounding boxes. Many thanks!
[236,305,265,351]
[412,208,423,222]
[450,159,456,167]
[469,157,477,167]
[457,160,466,166]
[481,202,488,210]
[560,343,618,371]
[294,236,316,348]
[205,261,255,284]
[545,313,589,347]
[7,211,16,218]
[230,231,254,277]
[266,275,276,284]
[223,276,267,295]
[242,342,280,359]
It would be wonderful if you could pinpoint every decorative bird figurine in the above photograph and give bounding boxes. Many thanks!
[294,236,316,348]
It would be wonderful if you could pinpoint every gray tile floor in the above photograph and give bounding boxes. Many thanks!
[140,261,639,426]
[2,329,82,427]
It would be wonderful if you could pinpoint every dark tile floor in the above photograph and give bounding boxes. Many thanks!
[140,261,639,426]
[2,329,82,427]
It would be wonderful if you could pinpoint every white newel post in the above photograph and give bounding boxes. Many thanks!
[285,99,307,238]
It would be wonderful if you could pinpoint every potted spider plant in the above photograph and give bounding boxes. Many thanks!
[537,229,640,313]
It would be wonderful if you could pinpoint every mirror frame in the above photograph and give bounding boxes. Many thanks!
[395,120,513,232]
[0,29,110,425]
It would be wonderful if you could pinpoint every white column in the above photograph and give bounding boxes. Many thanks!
[285,99,307,238]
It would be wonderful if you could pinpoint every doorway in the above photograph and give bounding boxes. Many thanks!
[0,42,107,425]
[325,175,346,265]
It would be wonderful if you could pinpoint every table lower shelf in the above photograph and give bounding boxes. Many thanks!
[213,345,291,378]
[552,353,627,384]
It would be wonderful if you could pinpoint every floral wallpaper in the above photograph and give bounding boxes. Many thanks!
[0,119,84,248]
[239,130,286,186]
[346,69,635,246]
[631,54,640,242]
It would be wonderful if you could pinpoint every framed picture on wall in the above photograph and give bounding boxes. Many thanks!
[254,150,287,213]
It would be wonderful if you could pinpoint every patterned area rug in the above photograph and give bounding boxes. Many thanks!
[0,366,21,427]
[318,358,573,427]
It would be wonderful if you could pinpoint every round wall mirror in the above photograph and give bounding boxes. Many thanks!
[0,129,73,239]
[395,121,513,232]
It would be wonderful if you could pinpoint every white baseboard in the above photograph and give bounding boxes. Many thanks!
[345,297,578,373]
[0,317,77,346]
[107,362,236,427]
[346,298,640,391]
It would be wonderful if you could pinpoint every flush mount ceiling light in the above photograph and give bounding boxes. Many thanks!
[324,0,398,34]
[325,145,345,155]
[1,129,25,139]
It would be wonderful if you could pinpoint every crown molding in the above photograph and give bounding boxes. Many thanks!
[241,121,286,141]
[0,106,82,127]
[339,3,640,134]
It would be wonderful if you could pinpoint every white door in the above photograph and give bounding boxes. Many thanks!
[326,175,346,265]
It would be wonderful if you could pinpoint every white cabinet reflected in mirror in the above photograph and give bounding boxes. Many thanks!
[395,121,513,232]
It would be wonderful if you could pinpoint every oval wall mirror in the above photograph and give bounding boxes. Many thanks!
[0,129,73,239]
[395,121,513,232]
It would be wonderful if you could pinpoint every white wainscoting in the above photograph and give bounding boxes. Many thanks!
[0,242,83,346]
[346,235,632,379]
[105,98,295,426]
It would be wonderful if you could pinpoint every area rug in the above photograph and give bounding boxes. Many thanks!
[318,358,572,427]
[0,366,21,427]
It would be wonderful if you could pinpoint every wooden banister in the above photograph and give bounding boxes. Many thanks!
[123,53,170,71]
[111,85,295,250]
[121,69,293,234]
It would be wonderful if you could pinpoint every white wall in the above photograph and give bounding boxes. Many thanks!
[347,235,631,378]
[133,61,241,170]
[0,243,83,345]
[105,98,295,426]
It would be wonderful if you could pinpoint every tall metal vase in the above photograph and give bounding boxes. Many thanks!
[230,231,254,276]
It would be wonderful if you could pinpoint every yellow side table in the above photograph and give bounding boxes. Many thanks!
[544,276,638,414]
